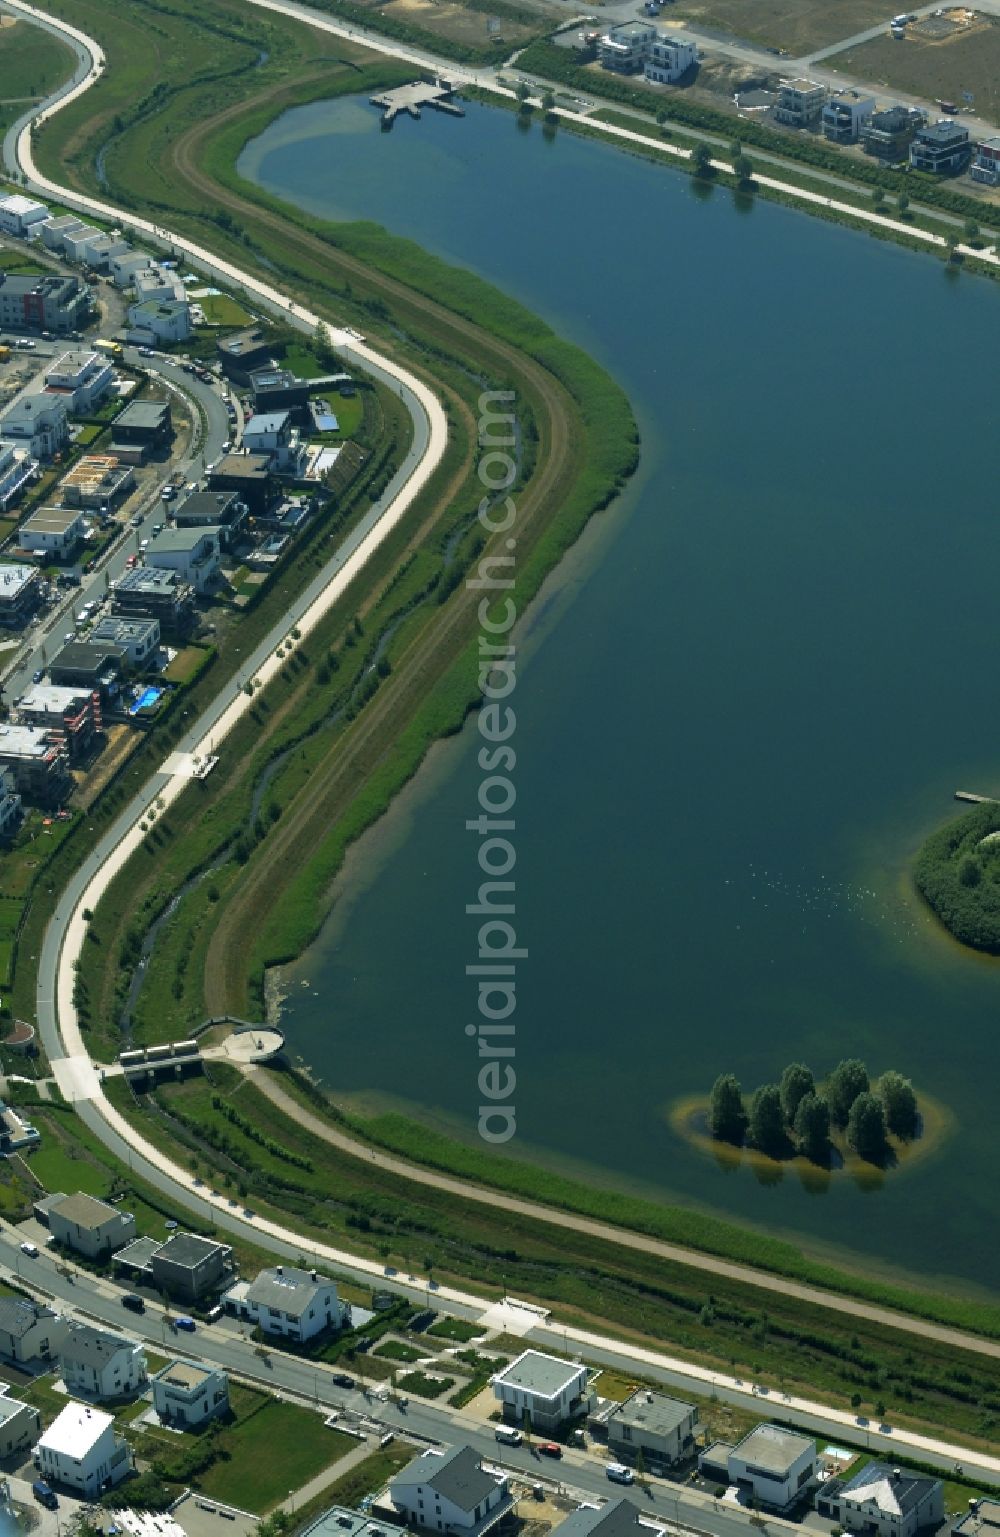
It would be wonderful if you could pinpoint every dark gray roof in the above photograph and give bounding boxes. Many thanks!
[610,1390,694,1438]
[115,399,170,431]
[556,1499,643,1537]
[174,490,240,524]
[61,1322,136,1369]
[396,1445,497,1513]
[0,1297,58,1338]
[837,1462,941,1518]
[152,1231,229,1270]
[52,641,126,674]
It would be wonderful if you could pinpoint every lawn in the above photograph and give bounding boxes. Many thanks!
[294,1444,412,1518]
[192,1400,351,1510]
[308,390,365,440]
[670,0,895,52]
[374,1339,422,1362]
[396,1370,455,1400]
[284,344,328,381]
[0,18,75,101]
[427,1317,483,1343]
[830,16,1000,127]
[196,293,253,327]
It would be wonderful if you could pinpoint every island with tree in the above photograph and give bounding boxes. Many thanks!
[914,800,1000,953]
[702,1058,923,1169]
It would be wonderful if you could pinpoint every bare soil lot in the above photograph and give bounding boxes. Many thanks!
[350,0,551,51]
[667,0,894,54]
[830,11,1000,125]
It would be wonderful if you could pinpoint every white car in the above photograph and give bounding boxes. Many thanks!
[19,1242,39,1258]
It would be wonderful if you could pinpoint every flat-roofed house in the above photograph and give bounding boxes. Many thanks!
[152,1359,229,1427]
[0,723,72,807]
[34,1401,132,1495]
[111,565,194,634]
[144,526,221,594]
[0,1394,41,1455]
[19,505,88,560]
[15,685,102,762]
[604,1389,699,1468]
[727,1425,816,1511]
[44,350,114,414]
[1,394,69,460]
[492,1349,592,1432]
[148,1232,234,1302]
[0,563,42,628]
[45,1190,137,1257]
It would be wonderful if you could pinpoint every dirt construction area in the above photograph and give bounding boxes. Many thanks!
[667,0,895,53]
[830,10,1000,126]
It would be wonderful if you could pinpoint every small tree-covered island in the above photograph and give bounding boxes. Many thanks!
[706,1059,921,1168]
[914,800,1000,953]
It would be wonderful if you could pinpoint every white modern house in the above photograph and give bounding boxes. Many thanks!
[144,526,221,594]
[390,1445,512,1536]
[43,1190,137,1257]
[45,350,115,414]
[34,1402,132,1495]
[492,1349,591,1432]
[817,1464,943,1537]
[242,411,306,475]
[133,267,186,304]
[223,1265,349,1342]
[41,215,86,254]
[126,297,192,344]
[0,1394,40,1456]
[0,439,35,512]
[727,1425,816,1511]
[19,506,88,559]
[59,1324,147,1400]
[152,1360,229,1427]
[821,90,876,143]
[62,225,106,264]
[644,35,696,83]
[0,195,50,238]
[1,394,69,460]
[598,22,656,73]
[110,249,153,287]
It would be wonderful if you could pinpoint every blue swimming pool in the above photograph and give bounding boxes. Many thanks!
[130,686,162,715]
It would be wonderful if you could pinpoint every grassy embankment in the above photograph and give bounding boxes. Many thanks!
[914,801,1000,953]
[100,1064,1000,1453]
[0,17,74,139]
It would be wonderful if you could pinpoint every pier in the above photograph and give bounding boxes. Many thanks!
[370,79,465,125]
[955,790,997,804]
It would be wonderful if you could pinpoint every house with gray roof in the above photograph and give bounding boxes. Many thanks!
[44,1190,136,1259]
[728,1424,816,1511]
[59,1322,147,1399]
[149,1232,233,1303]
[492,1348,592,1432]
[0,1297,68,1363]
[152,1358,229,1427]
[602,1389,698,1468]
[222,1264,348,1342]
[0,1393,40,1456]
[554,1499,658,1537]
[390,1444,512,1535]
[816,1463,943,1537]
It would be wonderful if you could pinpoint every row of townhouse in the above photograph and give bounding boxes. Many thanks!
[596,24,697,84]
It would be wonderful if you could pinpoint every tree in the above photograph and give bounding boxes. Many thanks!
[691,141,713,176]
[958,854,981,887]
[847,1091,887,1162]
[515,81,530,103]
[541,89,555,112]
[897,192,909,216]
[872,187,885,207]
[730,138,743,159]
[964,217,979,241]
[709,1073,747,1144]
[779,1062,814,1124]
[749,1083,785,1155]
[878,1071,918,1139]
[793,1092,830,1163]
[825,1058,869,1127]
[732,154,754,185]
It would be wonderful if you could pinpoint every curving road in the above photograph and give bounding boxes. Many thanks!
[4,0,1000,1487]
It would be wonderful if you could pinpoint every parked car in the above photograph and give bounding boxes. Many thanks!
[121,1293,145,1313]
[19,1242,38,1258]
[331,1372,355,1388]
[32,670,43,684]
[32,1481,57,1510]
[355,1335,374,1352]
[538,1443,562,1459]
[174,1315,196,1332]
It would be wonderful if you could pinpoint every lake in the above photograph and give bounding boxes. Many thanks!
[239,96,1000,1295]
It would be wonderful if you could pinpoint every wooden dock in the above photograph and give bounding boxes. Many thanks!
[955,790,997,804]
[370,79,465,125]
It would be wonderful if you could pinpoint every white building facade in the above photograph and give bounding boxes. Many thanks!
[644,36,696,83]
[59,1324,147,1400]
[1,395,69,460]
[35,1402,132,1495]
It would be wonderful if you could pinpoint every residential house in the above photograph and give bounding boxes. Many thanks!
[148,1232,234,1302]
[34,1402,132,1495]
[50,641,127,699]
[603,1389,698,1468]
[773,79,826,128]
[0,195,50,238]
[110,398,173,462]
[111,565,194,634]
[89,615,160,667]
[60,454,135,510]
[110,249,153,287]
[40,215,86,254]
[643,35,696,84]
[554,1499,655,1537]
[862,105,924,161]
[173,489,248,549]
[909,119,971,174]
[598,22,656,73]
[152,1360,229,1427]
[0,563,42,628]
[727,1425,816,1511]
[0,439,36,512]
[970,135,1000,185]
[242,411,305,475]
[223,1265,348,1342]
[0,1394,40,1455]
[144,526,221,595]
[492,1349,591,1432]
[0,273,89,333]
[61,225,106,264]
[217,326,280,385]
[59,1323,147,1400]
[44,1190,137,1257]
[0,724,72,807]
[250,369,312,425]
[18,506,88,560]
[14,685,102,762]
[82,235,130,272]
[821,91,876,143]
[0,1297,68,1363]
[1,394,69,460]
[208,452,279,518]
[126,299,192,346]
[816,1464,943,1537]
[44,350,115,414]
[390,1445,512,1536]
[132,267,186,304]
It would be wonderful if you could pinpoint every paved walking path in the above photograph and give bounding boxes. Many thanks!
[279,1438,374,1513]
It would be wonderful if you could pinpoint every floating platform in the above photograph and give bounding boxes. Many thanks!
[370,79,465,125]
[955,790,997,804]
